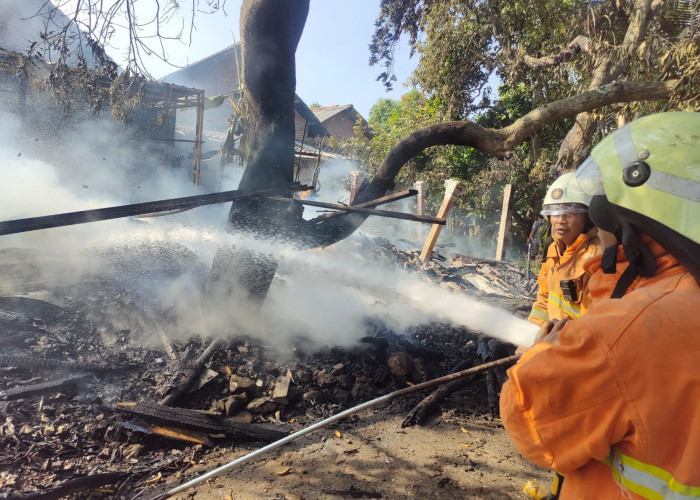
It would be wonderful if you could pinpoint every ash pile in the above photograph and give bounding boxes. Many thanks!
[0,236,533,498]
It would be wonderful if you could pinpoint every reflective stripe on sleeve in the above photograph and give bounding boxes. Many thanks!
[529,307,549,322]
[604,448,700,500]
[547,293,581,319]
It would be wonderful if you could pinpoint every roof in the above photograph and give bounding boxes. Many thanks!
[311,104,355,123]
[310,104,371,140]
[160,43,243,98]
[161,43,326,138]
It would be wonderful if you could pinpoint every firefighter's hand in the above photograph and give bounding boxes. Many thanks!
[534,318,568,345]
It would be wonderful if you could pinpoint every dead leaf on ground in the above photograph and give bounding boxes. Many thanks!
[276,467,292,476]
[144,472,163,485]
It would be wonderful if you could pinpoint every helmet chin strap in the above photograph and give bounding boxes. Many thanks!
[589,196,657,299]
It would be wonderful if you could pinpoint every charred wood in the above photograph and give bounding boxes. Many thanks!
[0,331,35,347]
[0,373,90,400]
[0,354,134,372]
[0,185,311,236]
[116,402,288,441]
[159,337,224,406]
[402,360,474,428]
[11,471,130,500]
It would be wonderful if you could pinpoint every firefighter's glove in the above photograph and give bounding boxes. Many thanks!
[534,318,568,345]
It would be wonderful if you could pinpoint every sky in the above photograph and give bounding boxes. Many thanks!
[97,1,419,119]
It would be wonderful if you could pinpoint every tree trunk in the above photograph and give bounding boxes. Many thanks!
[553,0,664,174]
[206,0,309,334]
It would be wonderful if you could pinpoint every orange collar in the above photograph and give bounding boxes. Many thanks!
[584,235,682,297]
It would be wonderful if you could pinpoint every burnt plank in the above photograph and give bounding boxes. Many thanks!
[0,373,90,400]
[116,402,288,441]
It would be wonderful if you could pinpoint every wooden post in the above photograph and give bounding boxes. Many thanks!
[348,170,367,204]
[495,183,515,261]
[414,180,428,244]
[419,179,464,264]
[192,90,205,185]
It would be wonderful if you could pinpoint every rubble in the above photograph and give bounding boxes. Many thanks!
[0,236,535,498]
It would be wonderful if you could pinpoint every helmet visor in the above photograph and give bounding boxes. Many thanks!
[576,156,606,196]
[541,203,588,216]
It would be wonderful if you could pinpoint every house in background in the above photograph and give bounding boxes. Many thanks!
[310,105,371,144]
[0,0,205,184]
[161,43,328,190]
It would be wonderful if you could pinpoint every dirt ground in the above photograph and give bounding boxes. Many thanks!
[160,405,550,500]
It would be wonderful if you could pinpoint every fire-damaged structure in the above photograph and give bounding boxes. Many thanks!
[0,4,541,499]
[0,229,536,498]
[161,43,330,190]
[0,47,207,184]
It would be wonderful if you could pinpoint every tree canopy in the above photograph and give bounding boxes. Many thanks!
[353,0,698,244]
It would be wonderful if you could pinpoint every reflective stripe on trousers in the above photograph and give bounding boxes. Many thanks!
[604,448,700,499]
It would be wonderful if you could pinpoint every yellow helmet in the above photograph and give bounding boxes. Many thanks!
[541,173,592,216]
[576,111,700,287]
[576,111,700,244]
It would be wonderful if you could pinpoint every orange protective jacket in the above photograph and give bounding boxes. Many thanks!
[528,228,601,326]
[501,238,700,499]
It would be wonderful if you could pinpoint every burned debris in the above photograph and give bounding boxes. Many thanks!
[0,235,534,499]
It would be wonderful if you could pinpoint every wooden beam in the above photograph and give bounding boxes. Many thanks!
[419,179,465,264]
[272,370,293,404]
[495,183,515,261]
[322,189,418,219]
[0,185,311,236]
[266,197,445,225]
[192,91,205,185]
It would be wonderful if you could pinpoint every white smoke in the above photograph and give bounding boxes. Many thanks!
[0,109,536,354]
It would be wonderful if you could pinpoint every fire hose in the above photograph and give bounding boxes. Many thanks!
[147,354,521,500]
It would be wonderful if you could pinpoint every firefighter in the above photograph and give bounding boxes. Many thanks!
[500,111,700,499]
[528,173,601,326]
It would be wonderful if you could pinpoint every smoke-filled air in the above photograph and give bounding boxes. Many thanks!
[0,110,537,353]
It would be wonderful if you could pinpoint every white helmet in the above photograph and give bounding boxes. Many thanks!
[541,173,593,216]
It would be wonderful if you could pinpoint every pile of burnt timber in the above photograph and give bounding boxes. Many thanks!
[0,239,532,498]
[365,236,535,305]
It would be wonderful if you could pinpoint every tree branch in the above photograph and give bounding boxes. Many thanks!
[513,35,591,73]
[303,80,674,247]
[553,0,663,173]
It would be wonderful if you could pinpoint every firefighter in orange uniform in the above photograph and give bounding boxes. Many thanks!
[501,111,700,499]
[528,173,601,326]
